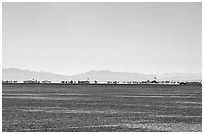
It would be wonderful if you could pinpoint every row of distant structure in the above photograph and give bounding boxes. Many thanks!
[2,78,202,85]
[2,79,51,84]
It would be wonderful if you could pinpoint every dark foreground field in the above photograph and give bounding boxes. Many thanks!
[2,84,202,132]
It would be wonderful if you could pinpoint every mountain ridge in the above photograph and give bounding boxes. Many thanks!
[2,68,202,82]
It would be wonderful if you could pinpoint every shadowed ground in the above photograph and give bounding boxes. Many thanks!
[2,84,202,132]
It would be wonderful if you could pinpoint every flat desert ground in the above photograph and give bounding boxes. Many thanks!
[2,84,202,132]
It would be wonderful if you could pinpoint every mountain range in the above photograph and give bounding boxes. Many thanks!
[2,68,202,82]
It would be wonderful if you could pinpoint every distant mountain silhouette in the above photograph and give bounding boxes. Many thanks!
[2,68,202,82]
[73,69,153,81]
[2,68,70,82]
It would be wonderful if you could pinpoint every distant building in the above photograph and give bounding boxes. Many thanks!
[78,80,90,84]
[2,80,18,83]
[186,82,202,85]
[61,80,75,84]
[127,81,132,84]
[42,80,51,84]
[113,81,118,84]
[73,81,77,84]
[141,80,148,83]
[107,81,112,84]
[132,81,138,84]
[61,81,65,84]
[23,79,40,84]
[61,80,69,84]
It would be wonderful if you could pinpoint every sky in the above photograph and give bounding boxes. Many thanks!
[2,2,202,75]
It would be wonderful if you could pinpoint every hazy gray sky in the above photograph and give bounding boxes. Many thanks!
[3,2,202,75]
